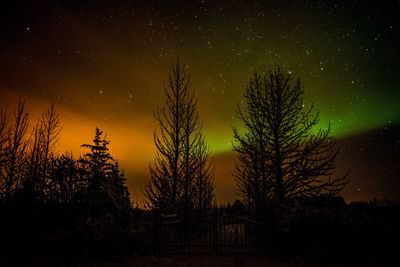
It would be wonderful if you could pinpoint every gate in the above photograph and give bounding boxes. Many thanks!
[154,208,269,255]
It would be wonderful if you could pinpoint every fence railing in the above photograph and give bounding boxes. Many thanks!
[153,208,270,255]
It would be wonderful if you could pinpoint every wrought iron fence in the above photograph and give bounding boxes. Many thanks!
[153,208,270,255]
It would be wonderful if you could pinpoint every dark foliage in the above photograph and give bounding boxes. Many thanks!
[79,128,132,221]
[268,197,400,263]
[0,67,398,264]
[0,101,134,262]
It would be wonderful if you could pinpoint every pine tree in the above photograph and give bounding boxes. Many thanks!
[80,128,131,220]
[80,128,116,220]
[111,162,131,215]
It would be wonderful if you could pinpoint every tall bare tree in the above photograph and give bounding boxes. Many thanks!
[233,69,347,211]
[145,61,214,213]
[40,104,61,171]
[192,137,215,211]
[233,73,273,216]
[26,104,61,201]
[181,86,215,212]
[0,99,29,201]
[0,108,10,199]
[0,108,9,163]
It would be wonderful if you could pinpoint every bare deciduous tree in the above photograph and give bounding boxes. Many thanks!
[0,109,9,161]
[0,99,29,201]
[0,108,10,199]
[233,73,272,216]
[27,104,61,200]
[233,69,347,212]
[192,138,215,211]
[145,61,214,213]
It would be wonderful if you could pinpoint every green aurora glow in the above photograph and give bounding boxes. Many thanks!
[0,1,399,202]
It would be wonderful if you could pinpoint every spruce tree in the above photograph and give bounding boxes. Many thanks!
[80,128,119,220]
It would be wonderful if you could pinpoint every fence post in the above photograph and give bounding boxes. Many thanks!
[153,210,161,255]
[213,206,218,255]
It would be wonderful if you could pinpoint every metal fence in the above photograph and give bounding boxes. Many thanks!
[153,208,270,255]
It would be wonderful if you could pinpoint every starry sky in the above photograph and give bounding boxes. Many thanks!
[0,0,399,204]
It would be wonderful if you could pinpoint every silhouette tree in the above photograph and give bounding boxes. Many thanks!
[181,82,215,212]
[111,162,131,216]
[0,109,9,189]
[233,73,271,216]
[192,138,215,211]
[0,99,29,201]
[80,128,131,220]
[49,153,82,203]
[145,61,214,213]
[233,69,347,211]
[26,104,61,201]
[80,128,115,220]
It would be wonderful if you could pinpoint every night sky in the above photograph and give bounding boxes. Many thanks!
[0,0,399,204]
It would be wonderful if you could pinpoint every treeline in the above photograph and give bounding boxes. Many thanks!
[145,63,348,218]
[1,64,347,217]
[0,100,130,218]
[217,196,399,262]
[0,100,133,262]
[0,63,348,259]
[1,62,398,264]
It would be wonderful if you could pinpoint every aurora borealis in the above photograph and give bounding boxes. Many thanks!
[0,0,399,204]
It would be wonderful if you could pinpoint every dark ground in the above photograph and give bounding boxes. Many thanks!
[2,256,397,267]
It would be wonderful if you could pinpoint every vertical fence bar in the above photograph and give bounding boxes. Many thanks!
[153,211,160,255]
[213,206,218,255]
[155,208,270,256]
